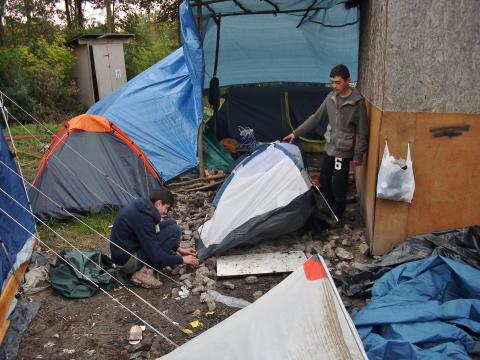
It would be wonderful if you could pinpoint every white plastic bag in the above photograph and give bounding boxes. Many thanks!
[376,141,415,203]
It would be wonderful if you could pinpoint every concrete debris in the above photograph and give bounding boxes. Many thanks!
[244,276,258,284]
[222,281,235,290]
[335,247,354,260]
[204,257,217,270]
[341,238,352,247]
[253,291,263,301]
[183,279,193,289]
[358,243,370,255]
[192,285,205,294]
[321,243,336,260]
[196,266,210,277]
[179,273,192,281]
[199,292,214,304]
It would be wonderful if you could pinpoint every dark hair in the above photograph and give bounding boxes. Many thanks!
[330,64,350,80]
[149,187,174,207]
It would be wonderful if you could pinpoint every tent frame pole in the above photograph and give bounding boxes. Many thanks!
[196,0,206,178]
[212,15,221,137]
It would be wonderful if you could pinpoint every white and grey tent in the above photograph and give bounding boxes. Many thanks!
[196,143,315,261]
[159,255,367,359]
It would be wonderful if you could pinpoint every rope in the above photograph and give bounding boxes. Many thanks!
[0,185,188,338]
[0,158,183,287]
[0,205,179,348]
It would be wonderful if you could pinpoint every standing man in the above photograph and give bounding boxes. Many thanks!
[110,187,198,288]
[283,64,368,221]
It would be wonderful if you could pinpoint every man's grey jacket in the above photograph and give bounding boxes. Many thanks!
[294,88,369,161]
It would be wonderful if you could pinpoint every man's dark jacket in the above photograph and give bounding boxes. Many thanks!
[110,198,182,269]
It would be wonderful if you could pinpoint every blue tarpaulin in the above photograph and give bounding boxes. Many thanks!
[88,1,204,181]
[195,0,360,88]
[0,133,35,290]
[354,256,480,359]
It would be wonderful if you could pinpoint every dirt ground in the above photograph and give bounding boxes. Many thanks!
[16,181,371,360]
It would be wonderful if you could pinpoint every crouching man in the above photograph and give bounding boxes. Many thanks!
[110,187,199,288]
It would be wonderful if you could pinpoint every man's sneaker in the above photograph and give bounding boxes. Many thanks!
[131,267,163,289]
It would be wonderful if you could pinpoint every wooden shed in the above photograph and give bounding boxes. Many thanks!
[356,0,480,255]
[68,34,133,107]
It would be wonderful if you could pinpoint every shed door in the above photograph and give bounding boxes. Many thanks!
[91,44,126,99]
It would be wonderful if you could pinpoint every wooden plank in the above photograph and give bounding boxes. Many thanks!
[217,251,307,278]
[0,262,28,345]
[371,111,416,255]
[408,112,480,235]
[357,101,382,247]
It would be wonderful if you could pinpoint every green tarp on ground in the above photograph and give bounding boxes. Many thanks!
[50,249,127,299]
[203,132,234,171]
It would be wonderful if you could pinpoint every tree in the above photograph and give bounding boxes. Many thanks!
[0,0,7,45]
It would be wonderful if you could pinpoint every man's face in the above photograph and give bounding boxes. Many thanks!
[155,200,171,217]
[330,76,350,94]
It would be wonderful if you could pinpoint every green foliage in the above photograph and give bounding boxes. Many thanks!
[0,34,85,123]
[122,13,178,78]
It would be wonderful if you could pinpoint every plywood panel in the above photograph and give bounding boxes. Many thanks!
[217,251,307,278]
[384,0,480,113]
[358,0,387,109]
[371,111,417,255]
[357,101,382,247]
[408,112,480,235]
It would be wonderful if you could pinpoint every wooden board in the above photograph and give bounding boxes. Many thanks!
[0,262,28,345]
[408,112,480,235]
[371,111,417,255]
[217,251,307,278]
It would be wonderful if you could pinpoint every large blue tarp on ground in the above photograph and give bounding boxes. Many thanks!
[354,256,480,359]
[88,1,204,181]
[0,133,35,290]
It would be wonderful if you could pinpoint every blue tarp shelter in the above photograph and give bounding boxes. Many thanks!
[0,131,35,292]
[354,256,480,359]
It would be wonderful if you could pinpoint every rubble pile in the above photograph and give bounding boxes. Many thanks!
[133,187,373,359]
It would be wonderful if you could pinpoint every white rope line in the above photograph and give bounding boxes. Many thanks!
[5,107,137,201]
[0,95,34,210]
[0,186,188,338]
[0,158,183,287]
[0,206,179,349]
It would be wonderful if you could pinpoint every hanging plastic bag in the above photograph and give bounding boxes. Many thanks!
[376,141,415,203]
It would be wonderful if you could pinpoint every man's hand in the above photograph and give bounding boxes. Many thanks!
[282,132,296,143]
[183,255,199,267]
[178,247,197,256]
[353,159,363,167]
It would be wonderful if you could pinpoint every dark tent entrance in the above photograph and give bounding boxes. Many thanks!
[210,84,330,152]
[30,114,161,219]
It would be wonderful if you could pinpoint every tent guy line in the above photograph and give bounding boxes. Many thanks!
[0,92,138,201]
[0,204,180,349]
[0,187,184,344]
[0,159,183,288]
